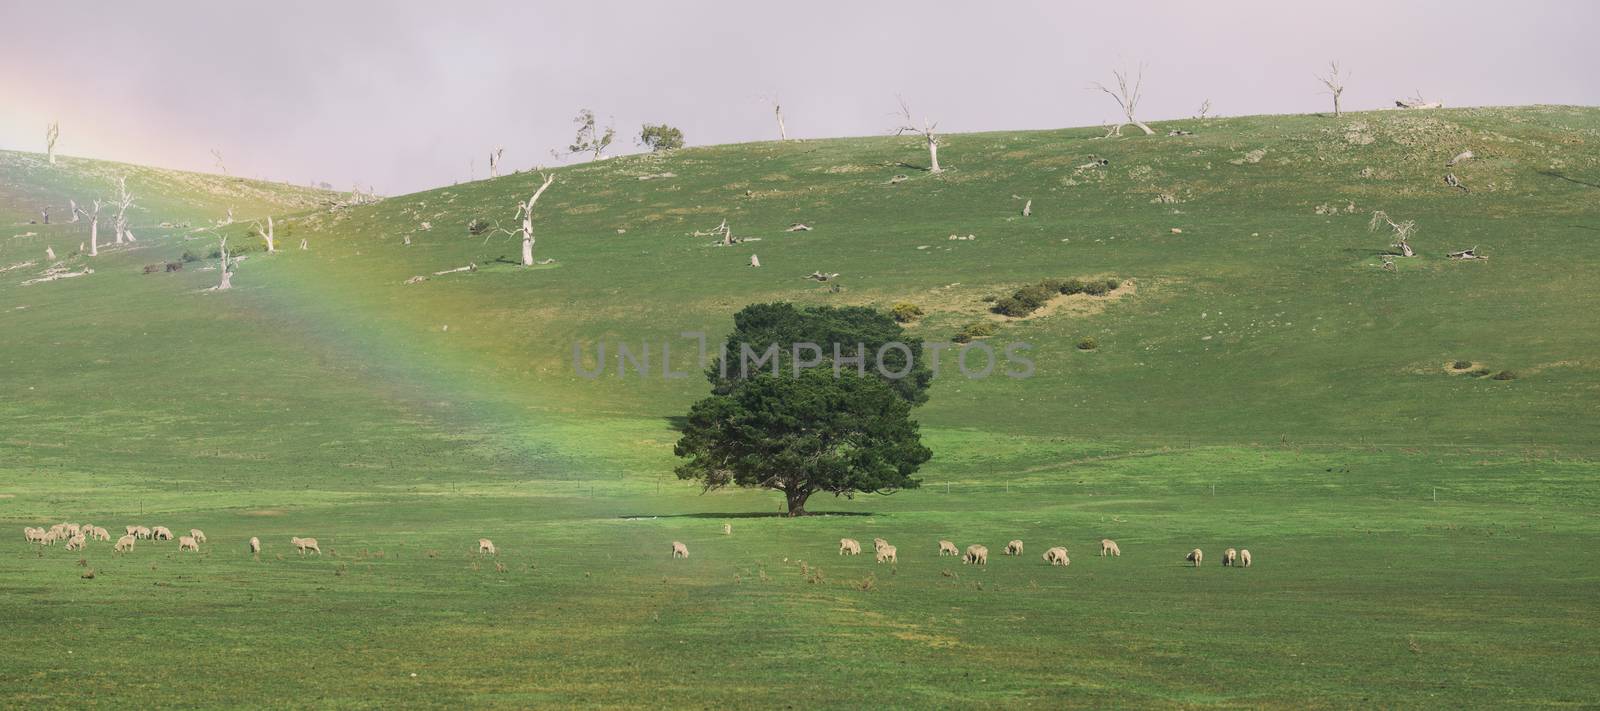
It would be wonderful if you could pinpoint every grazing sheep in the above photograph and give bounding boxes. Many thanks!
[1043,546,1070,566]
[134,526,152,540]
[189,529,207,543]
[1222,548,1238,567]
[875,544,898,564]
[964,544,989,566]
[291,537,321,555]
[125,524,139,537]
[90,526,111,541]
[839,538,862,555]
[178,536,200,552]
[64,523,82,539]
[41,530,58,545]
[1005,540,1024,555]
[1099,539,1121,557]
[671,541,689,559]
[938,540,959,556]
[1187,548,1203,567]
[722,523,732,535]
[151,526,173,541]
[873,537,889,553]
[248,537,261,555]
[65,534,86,551]
[23,527,43,543]
[1240,549,1252,568]
[478,538,496,555]
[114,535,136,553]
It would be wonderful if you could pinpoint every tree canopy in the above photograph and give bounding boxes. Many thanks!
[638,123,685,151]
[676,303,934,515]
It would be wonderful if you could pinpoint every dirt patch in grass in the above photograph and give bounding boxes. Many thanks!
[240,509,288,517]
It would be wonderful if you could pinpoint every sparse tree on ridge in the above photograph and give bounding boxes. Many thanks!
[893,97,943,173]
[553,109,615,161]
[1091,64,1155,136]
[212,149,228,175]
[1316,61,1349,117]
[46,122,60,165]
[638,123,685,152]
[766,94,789,141]
[488,146,504,177]
[78,199,103,256]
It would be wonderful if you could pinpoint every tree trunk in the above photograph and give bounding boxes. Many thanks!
[1333,93,1342,118]
[927,136,941,173]
[217,238,232,290]
[784,487,811,516]
[1132,120,1155,135]
[775,105,788,141]
[521,213,535,266]
[89,217,98,256]
[264,216,276,253]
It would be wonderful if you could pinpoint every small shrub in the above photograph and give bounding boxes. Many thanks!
[1041,278,1067,293]
[1491,370,1518,381]
[1077,336,1099,351]
[467,218,491,236]
[952,321,998,343]
[638,123,686,152]
[1083,281,1110,296]
[1471,368,1492,377]
[1451,360,1472,370]
[979,294,998,303]
[1104,278,1121,290]
[180,250,201,263]
[1015,285,1055,309]
[1059,278,1086,295]
[990,297,1031,317]
[857,575,877,592]
[890,302,924,323]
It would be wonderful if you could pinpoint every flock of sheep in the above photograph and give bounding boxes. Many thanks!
[23,522,1254,572]
[21,521,323,558]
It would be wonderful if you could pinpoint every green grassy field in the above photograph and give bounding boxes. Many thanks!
[2,106,1598,708]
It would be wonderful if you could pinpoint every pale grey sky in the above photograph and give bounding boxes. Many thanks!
[2,0,1595,195]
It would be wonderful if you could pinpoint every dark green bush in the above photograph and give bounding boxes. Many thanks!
[990,297,1031,317]
[1104,278,1121,290]
[1451,360,1472,370]
[980,294,998,303]
[1472,368,1492,377]
[1077,336,1099,350]
[1059,278,1086,295]
[1041,278,1067,293]
[1082,281,1110,296]
[1015,285,1055,309]
[1491,370,1518,381]
[180,250,201,263]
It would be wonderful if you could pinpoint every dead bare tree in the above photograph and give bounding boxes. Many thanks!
[514,173,555,266]
[113,176,135,244]
[78,199,103,256]
[488,147,504,178]
[216,237,232,290]
[1370,210,1417,257]
[1090,65,1155,136]
[253,216,277,253]
[1315,61,1349,117]
[1195,99,1212,119]
[893,97,943,173]
[552,109,614,161]
[46,122,60,165]
[1396,91,1442,109]
[212,149,228,175]
[68,199,79,223]
[766,94,789,141]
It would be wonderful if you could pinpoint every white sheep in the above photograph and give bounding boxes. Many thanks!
[1099,539,1121,557]
[671,541,689,558]
[248,537,261,555]
[938,540,959,556]
[1240,549,1252,568]
[839,538,862,555]
[190,529,207,543]
[41,530,58,545]
[875,544,898,564]
[90,526,111,541]
[23,527,43,543]
[873,537,889,553]
[1005,540,1024,555]
[722,523,732,535]
[125,524,139,537]
[134,526,152,540]
[1187,548,1204,567]
[178,536,200,552]
[114,535,136,553]
[65,534,86,551]
[291,537,321,555]
[151,526,173,541]
[1043,546,1070,566]
[478,538,496,555]
[964,544,989,566]
[1222,548,1238,567]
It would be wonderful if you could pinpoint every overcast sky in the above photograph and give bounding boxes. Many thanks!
[2,1,1595,195]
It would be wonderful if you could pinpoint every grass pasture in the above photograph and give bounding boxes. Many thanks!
[2,106,1599,708]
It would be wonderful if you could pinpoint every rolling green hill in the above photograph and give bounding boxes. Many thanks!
[2,107,1597,708]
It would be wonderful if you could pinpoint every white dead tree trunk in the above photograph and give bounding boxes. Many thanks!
[221,206,235,226]
[515,173,555,266]
[1090,65,1155,136]
[1370,211,1417,257]
[217,237,232,290]
[489,147,504,178]
[893,97,942,173]
[68,199,79,223]
[113,176,134,244]
[254,216,276,253]
[46,246,56,260]
[212,148,228,175]
[1315,61,1349,117]
[46,122,60,165]
[81,200,103,256]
